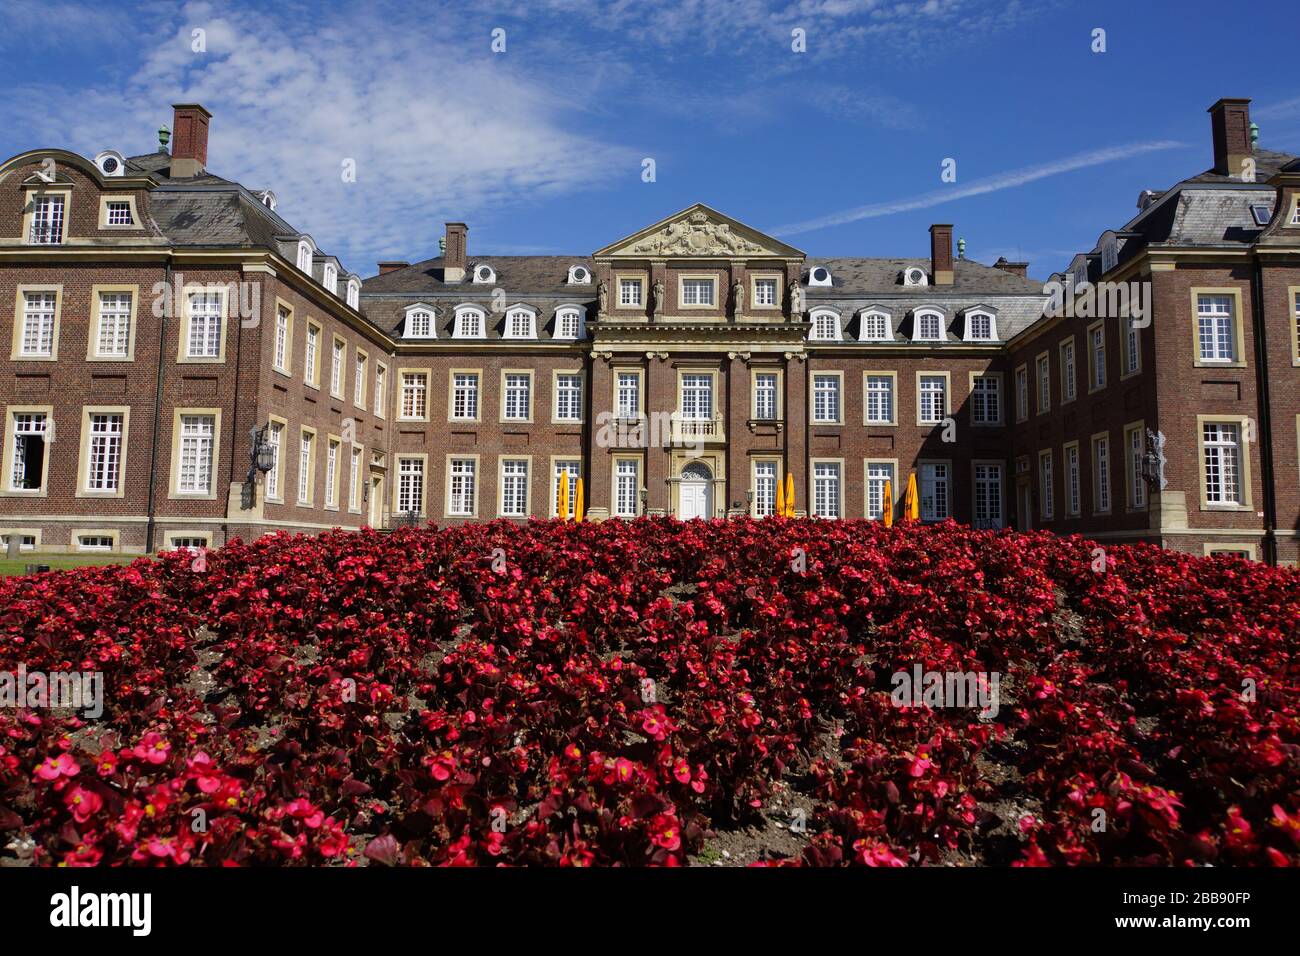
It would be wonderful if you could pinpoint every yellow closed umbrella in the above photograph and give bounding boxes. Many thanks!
[904,472,919,521]
[882,479,893,527]
[774,475,785,518]
[557,470,571,520]
[574,477,584,522]
[785,472,796,517]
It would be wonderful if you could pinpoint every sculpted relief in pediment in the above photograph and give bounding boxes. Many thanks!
[624,212,770,257]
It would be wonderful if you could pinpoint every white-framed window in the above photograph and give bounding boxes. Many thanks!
[305,325,320,384]
[354,353,367,408]
[1016,366,1029,421]
[349,446,362,511]
[810,310,841,341]
[274,307,290,371]
[1093,435,1111,513]
[754,372,778,420]
[1065,444,1081,517]
[8,412,47,491]
[500,459,529,517]
[1060,339,1077,402]
[1124,316,1141,374]
[297,432,313,504]
[448,458,476,516]
[19,292,57,357]
[619,278,643,307]
[94,292,132,358]
[504,373,531,420]
[505,309,536,339]
[812,462,841,518]
[330,338,345,396]
[966,312,995,341]
[753,460,777,517]
[1039,450,1054,520]
[754,278,777,307]
[915,311,944,342]
[680,373,713,420]
[866,461,895,520]
[76,535,114,552]
[452,372,479,420]
[616,372,640,418]
[325,438,339,507]
[1196,294,1236,363]
[1036,354,1051,414]
[104,200,133,226]
[400,372,428,419]
[266,421,283,500]
[1128,426,1146,508]
[296,240,313,273]
[812,374,840,423]
[178,414,216,495]
[453,307,484,338]
[85,413,124,493]
[973,463,1003,528]
[186,292,223,359]
[555,373,582,422]
[555,308,584,339]
[681,278,714,306]
[1101,237,1118,274]
[859,311,890,341]
[346,279,360,310]
[971,376,1000,425]
[865,375,894,424]
[406,308,434,338]
[0,533,37,552]
[323,264,337,295]
[553,460,580,517]
[1089,324,1107,390]
[374,364,387,418]
[615,458,640,517]
[1202,422,1242,505]
[28,195,64,244]
[398,457,426,515]
[920,463,950,521]
[918,375,947,425]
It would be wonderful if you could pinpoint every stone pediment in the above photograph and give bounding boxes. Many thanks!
[594,203,803,259]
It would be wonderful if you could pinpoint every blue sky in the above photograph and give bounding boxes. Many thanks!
[2,0,1298,280]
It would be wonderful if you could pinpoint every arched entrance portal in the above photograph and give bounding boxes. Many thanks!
[677,462,713,520]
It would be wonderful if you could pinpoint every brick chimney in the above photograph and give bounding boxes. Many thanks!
[170,103,212,179]
[443,222,468,282]
[1208,97,1252,177]
[992,256,1029,278]
[377,261,409,275]
[929,224,954,285]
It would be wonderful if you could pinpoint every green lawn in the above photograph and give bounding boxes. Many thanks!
[0,554,141,577]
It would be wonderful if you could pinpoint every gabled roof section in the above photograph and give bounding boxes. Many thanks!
[592,203,805,259]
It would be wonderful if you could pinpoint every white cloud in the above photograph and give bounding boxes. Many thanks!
[770,140,1187,236]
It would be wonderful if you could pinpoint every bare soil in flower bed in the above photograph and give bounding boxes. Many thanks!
[1,518,1297,866]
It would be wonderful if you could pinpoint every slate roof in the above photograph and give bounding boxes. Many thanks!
[804,257,1044,296]
[362,256,596,296]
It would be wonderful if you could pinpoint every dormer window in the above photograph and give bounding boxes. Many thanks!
[554,306,585,340]
[903,267,928,287]
[914,310,945,342]
[27,194,65,245]
[965,311,997,342]
[504,307,536,339]
[323,263,338,294]
[1100,237,1118,274]
[296,240,313,274]
[453,306,485,338]
[858,310,892,342]
[257,190,277,211]
[567,265,591,284]
[1072,260,1089,288]
[404,305,436,339]
[472,263,496,284]
[809,308,842,342]
[346,279,360,310]
[807,266,833,287]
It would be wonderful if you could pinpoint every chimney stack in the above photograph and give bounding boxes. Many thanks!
[1208,97,1252,177]
[377,261,409,275]
[169,103,212,179]
[992,256,1029,279]
[443,222,468,282]
[929,224,954,285]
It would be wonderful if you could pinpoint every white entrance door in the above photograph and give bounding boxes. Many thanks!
[369,475,384,528]
[678,463,712,520]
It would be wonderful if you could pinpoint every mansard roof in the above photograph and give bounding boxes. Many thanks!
[363,256,596,296]
[803,257,1043,296]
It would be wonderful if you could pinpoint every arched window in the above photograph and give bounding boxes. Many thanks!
[453,306,485,338]
[504,307,536,339]
[914,310,945,342]
[404,304,436,338]
[808,309,842,342]
[858,309,891,342]
[296,239,313,274]
[554,305,585,340]
[346,279,360,310]
[323,263,337,294]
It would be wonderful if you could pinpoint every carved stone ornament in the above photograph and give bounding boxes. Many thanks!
[629,211,766,256]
